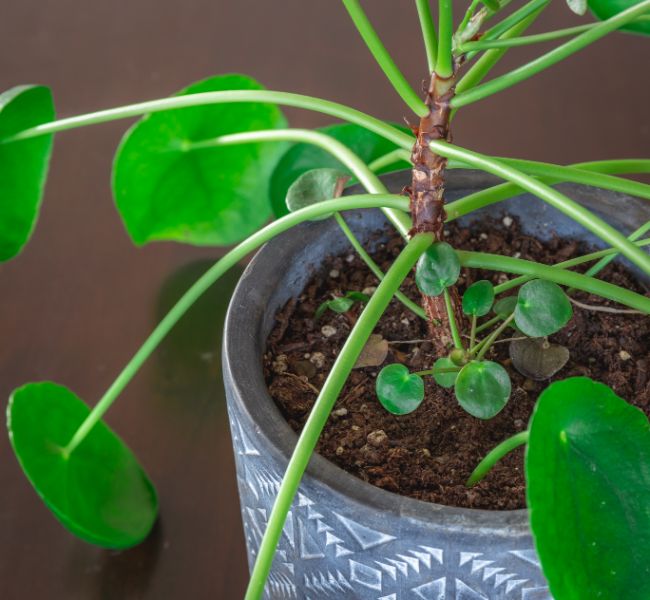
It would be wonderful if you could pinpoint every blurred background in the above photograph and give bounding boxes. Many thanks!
[0,1,648,598]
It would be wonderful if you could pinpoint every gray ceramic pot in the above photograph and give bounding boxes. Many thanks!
[223,170,648,600]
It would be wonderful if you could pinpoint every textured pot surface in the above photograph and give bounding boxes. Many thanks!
[223,170,648,600]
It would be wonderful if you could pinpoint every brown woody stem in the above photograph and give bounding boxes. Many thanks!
[409,71,464,355]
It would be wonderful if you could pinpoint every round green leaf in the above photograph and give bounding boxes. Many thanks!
[527,377,650,599]
[0,85,55,261]
[462,280,495,316]
[415,242,461,297]
[376,364,424,415]
[454,360,511,419]
[285,168,348,221]
[269,122,411,218]
[589,0,650,36]
[433,357,459,388]
[112,74,288,247]
[7,382,158,549]
[515,279,572,337]
[567,0,587,15]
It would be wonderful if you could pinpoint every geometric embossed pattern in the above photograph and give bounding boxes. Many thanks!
[228,408,552,600]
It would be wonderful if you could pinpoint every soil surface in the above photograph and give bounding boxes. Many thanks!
[263,216,650,510]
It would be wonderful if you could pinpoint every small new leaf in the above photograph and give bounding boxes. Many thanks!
[415,242,461,297]
[7,382,158,548]
[376,364,424,415]
[462,280,495,316]
[315,291,370,319]
[515,279,572,337]
[433,357,459,388]
[285,168,349,221]
[269,122,411,218]
[455,360,511,419]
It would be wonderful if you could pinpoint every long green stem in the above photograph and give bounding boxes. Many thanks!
[61,193,409,455]
[341,0,429,116]
[367,148,411,172]
[494,237,650,295]
[453,1,547,106]
[457,250,650,313]
[582,222,650,281]
[444,288,464,349]
[467,430,529,486]
[453,0,650,108]
[415,0,438,72]
[334,213,427,318]
[469,314,478,349]
[476,314,515,359]
[446,159,650,223]
[480,0,549,44]
[244,232,433,600]
[436,0,454,77]
[2,89,414,149]
[460,18,650,51]
[187,128,412,237]
[496,157,650,201]
[475,314,501,334]
[426,141,650,274]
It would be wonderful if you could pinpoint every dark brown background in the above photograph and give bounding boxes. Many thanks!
[0,1,647,598]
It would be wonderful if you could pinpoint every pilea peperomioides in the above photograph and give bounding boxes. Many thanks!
[2,1,650,598]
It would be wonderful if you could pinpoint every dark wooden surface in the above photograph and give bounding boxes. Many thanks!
[0,1,647,598]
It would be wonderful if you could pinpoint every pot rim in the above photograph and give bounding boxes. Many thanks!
[223,169,544,535]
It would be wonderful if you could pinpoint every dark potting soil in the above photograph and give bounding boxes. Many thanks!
[263,216,650,510]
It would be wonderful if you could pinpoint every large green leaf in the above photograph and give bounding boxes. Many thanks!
[112,74,288,246]
[7,382,158,549]
[527,377,650,599]
[269,122,411,218]
[0,85,55,261]
[588,0,650,36]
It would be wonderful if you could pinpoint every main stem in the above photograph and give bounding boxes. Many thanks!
[410,69,463,355]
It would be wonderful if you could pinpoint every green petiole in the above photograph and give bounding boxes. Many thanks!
[436,0,454,78]
[341,0,429,116]
[62,193,409,455]
[415,0,438,72]
[444,287,464,349]
[427,141,650,274]
[494,237,650,296]
[458,250,650,313]
[475,313,515,360]
[475,314,502,334]
[467,430,529,486]
[453,0,650,108]
[244,232,433,600]
[184,127,412,237]
[460,17,650,52]
[333,212,427,319]
[2,89,414,149]
[415,366,460,377]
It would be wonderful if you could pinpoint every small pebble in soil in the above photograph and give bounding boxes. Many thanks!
[619,350,631,361]
[362,286,377,295]
[502,215,513,227]
[336,446,345,455]
[329,269,339,278]
[272,354,288,374]
[367,429,388,447]
[332,407,348,417]
[321,325,337,338]
[310,352,326,368]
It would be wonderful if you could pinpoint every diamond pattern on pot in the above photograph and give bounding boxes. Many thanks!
[228,412,551,599]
